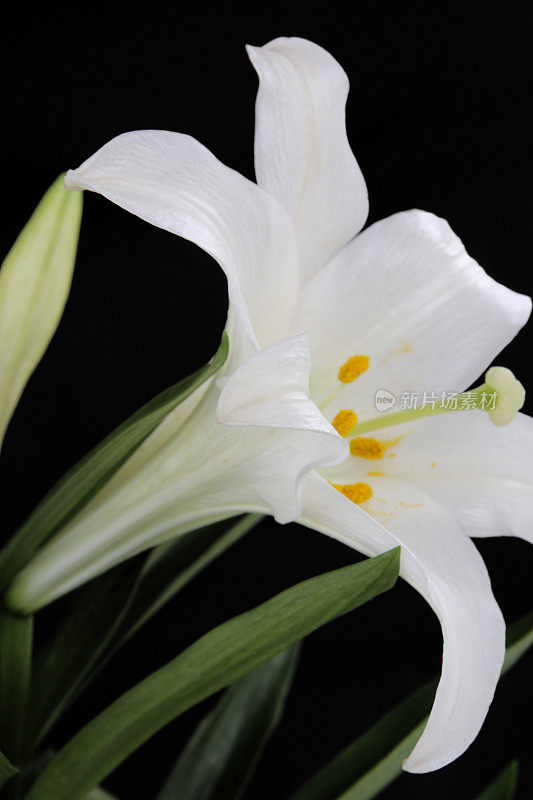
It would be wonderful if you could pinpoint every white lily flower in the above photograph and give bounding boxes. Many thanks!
[8,37,532,774]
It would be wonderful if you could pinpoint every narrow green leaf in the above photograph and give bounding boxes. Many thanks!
[288,680,433,800]
[474,760,519,800]
[25,557,146,754]
[288,609,533,800]
[0,609,33,766]
[25,515,261,756]
[156,645,299,800]
[0,175,82,451]
[20,751,119,799]
[0,749,19,790]
[0,333,229,594]
[24,548,400,800]
[111,513,263,648]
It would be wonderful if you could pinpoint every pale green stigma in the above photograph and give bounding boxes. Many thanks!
[484,366,525,426]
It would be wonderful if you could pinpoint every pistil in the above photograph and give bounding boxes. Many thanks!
[347,385,494,437]
[344,367,524,438]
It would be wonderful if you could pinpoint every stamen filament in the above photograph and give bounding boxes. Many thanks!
[319,385,343,412]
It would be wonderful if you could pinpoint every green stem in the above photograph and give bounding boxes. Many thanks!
[348,384,494,437]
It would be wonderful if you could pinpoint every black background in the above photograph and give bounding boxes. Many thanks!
[2,2,532,798]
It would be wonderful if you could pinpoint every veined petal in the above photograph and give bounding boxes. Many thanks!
[382,411,533,544]
[218,333,346,440]
[247,37,368,281]
[7,345,346,612]
[295,210,531,416]
[299,471,505,772]
[65,131,299,348]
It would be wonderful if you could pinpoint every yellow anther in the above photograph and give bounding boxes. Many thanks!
[350,436,387,460]
[332,409,358,437]
[330,482,373,504]
[367,471,385,476]
[338,355,370,383]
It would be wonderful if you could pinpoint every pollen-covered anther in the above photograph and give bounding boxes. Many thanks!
[350,436,387,460]
[485,366,525,427]
[332,409,358,437]
[330,482,373,504]
[338,355,370,383]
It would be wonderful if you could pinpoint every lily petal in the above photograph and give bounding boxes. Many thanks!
[295,210,531,415]
[65,131,299,348]
[299,471,505,772]
[218,333,346,440]
[247,37,368,281]
[8,338,348,612]
[382,411,533,544]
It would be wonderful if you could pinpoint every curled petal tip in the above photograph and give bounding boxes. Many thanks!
[64,170,80,191]
[402,757,427,775]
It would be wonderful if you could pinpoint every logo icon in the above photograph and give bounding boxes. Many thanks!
[375,389,396,412]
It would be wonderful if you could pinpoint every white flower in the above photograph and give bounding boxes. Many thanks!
[9,38,532,774]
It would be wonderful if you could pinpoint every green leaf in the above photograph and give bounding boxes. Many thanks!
[288,680,433,800]
[474,760,519,800]
[20,752,118,799]
[0,175,82,451]
[25,558,146,755]
[156,645,299,800]
[0,750,19,790]
[288,609,533,800]
[0,333,229,595]
[0,609,33,766]
[26,514,261,754]
[24,548,400,800]
[111,514,263,648]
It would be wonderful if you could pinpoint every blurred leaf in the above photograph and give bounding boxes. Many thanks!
[0,749,18,790]
[26,514,261,754]
[474,760,519,800]
[20,750,118,799]
[111,514,263,648]
[502,610,533,672]
[156,645,299,800]
[288,608,533,800]
[25,558,146,754]
[0,333,229,594]
[0,609,33,767]
[288,680,432,800]
[83,788,120,800]
[24,548,400,800]
[0,175,82,450]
